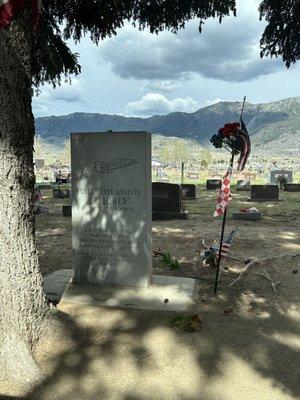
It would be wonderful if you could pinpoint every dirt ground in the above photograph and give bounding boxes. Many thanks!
[1,186,300,399]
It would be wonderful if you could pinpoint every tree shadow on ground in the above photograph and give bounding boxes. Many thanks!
[26,162,299,400]
[19,256,299,400]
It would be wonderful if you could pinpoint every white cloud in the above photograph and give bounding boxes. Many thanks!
[42,78,86,103]
[98,0,281,84]
[125,93,200,116]
[144,80,179,93]
[33,78,87,117]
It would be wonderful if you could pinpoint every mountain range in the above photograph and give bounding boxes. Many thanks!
[35,97,300,155]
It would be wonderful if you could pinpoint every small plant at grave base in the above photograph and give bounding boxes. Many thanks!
[161,252,181,270]
[170,314,203,332]
[153,248,181,270]
[276,174,288,190]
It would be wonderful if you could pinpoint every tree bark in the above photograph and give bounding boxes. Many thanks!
[0,3,49,387]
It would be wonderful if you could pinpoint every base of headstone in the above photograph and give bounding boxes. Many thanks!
[62,205,72,217]
[182,197,197,201]
[247,198,282,202]
[59,274,196,312]
[232,211,262,221]
[152,211,189,220]
[44,269,73,302]
[158,178,169,183]
[284,184,300,192]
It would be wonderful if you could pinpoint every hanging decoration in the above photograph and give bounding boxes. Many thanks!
[210,118,251,172]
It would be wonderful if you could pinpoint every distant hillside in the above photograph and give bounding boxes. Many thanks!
[35,97,300,155]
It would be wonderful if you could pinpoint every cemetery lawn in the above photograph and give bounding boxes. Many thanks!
[3,187,299,399]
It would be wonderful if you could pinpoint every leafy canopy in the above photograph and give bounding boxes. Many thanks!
[33,1,299,88]
[33,0,236,87]
[259,0,300,68]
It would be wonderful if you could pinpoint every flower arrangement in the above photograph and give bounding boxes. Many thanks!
[210,121,251,172]
[210,122,244,153]
[275,174,288,189]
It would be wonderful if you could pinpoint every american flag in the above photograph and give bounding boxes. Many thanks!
[237,118,251,172]
[214,168,232,217]
[218,228,236,259]
[0,0,41,29]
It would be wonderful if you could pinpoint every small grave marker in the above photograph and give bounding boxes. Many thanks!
[187,172,199,180]
[62,205,72,217]
[181,184,197,200]
[284,183,300,192]
[236,180,251,191]
[206,179,222,190]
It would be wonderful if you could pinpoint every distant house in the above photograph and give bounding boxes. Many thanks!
[152,160,165,168]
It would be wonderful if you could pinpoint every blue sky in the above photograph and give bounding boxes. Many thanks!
[33,0,300,118]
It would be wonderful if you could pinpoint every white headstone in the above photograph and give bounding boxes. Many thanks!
[71,131,152,288]
[270,170,293,184]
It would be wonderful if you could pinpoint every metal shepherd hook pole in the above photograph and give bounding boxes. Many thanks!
[214,96,246,294]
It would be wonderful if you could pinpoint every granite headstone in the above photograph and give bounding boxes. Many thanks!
[206,179,222,190]
[152,182,188,219]
[250,185,279,201]
[71,131,152,288]
[181,184,197,200]
[270,170,293,184]
[284,183,300,192]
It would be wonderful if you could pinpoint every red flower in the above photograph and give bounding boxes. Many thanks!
[218,122,239,138]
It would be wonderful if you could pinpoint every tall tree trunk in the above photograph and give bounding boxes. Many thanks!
[0,3,49,387]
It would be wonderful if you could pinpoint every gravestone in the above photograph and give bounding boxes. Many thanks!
[181,184,197,200]
[152,182,188,219]
[284,183,300,192]
[187,172,199,180]
[53,188,71,199]
[71,131,152,288]
[62,205,72,217]
[59,131,196,312]
[236,180,251,191]
[270,170,293,184]
[242,172,256,181]
[206,179,222,190]
[250,185,279,201]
